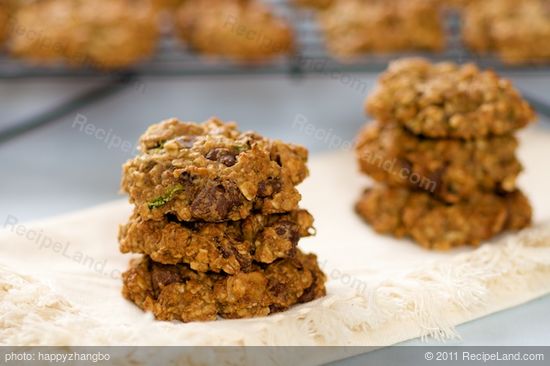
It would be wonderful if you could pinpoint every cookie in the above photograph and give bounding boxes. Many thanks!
[318,0,445,58]
[463,0,550,65]
[292,0,334,10]
[121,118,309,222]
[0,1,9,45]
[356,121,522,203]
[122,250,326,322]
[8,0,159,69]
[366,58,536,139]
[356,186,532,250]
[119,209,315,274]
[151,0,183,10]
[175,0,293,62]
[437,0,473,8]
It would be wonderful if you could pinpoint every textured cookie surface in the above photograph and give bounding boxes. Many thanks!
[356,186,532,250]
[176,0,293,62]
[356,121,522,203]
[119,209,315,273]
[8,0,159,68]
[319,0,445,58]
[292,0,334,9]
[463,0,550,65]
[122,117,308,222]
[122,251,326,322]
[0,1,9,46]
[366,58,535,139]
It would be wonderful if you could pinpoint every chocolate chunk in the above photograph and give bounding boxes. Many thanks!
[269,282,287,298]
[273,221,300,246]
[427,164,446,195]
[190,182,243,220]
[205,148,238,167]
[234,251,253,273]
[151,265,182,293]
[218,244,233,259]
[258,178,282,197]
[297,282,318,303]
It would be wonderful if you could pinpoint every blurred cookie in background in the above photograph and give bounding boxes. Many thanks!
[355,121,523,203]
[0,0,12,46]
[151,0,183,10]
[437,0,474,9]
[463,0,550,65]
[8,0,160,69]
[292,0,334,10]
[366,58,535,139]
[175,0,294,63]
[356,186,532,250]
[318,0,445,59]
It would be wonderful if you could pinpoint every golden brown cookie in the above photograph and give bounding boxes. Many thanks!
[0,0,12,46]
[175,0,293,62]
[122,250,326,322]
[366,58,536,139]
[119,209,315,273]
[151,0,183,10]
[463,0,550,65]
[8,0,159,69]
[356,121,522,203]
[356,186,532,250]
[292,0,334,10]
[318,0,445,58]
[121,117,309,222]
[437,0,474,8]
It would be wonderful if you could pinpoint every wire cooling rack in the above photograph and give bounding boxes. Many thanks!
[1,1,549,142]
[2,1,550,79]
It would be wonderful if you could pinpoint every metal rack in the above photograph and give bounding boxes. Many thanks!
[1,3,549,142]
[3,10,550,79]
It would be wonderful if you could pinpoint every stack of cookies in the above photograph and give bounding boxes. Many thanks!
[355,58,536,250]
[119,117,326,322]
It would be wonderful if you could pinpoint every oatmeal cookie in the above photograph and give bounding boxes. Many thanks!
[175,0,293,62]
[122,118,309,222]
[463,0,550,65]
[0,1,9,46]
[292,0,334,10]
[356,121,522,203]
[122,250,326,322]
[318,0,445,58]
[9,0,159,69]
[437,0,473,8]
[151,0,183,10]
[366,58,536,139]
[119,209,315,273]
[356,186,532,250]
